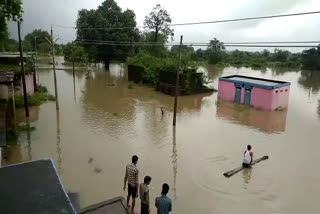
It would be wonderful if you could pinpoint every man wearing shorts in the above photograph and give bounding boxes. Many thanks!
[124,155,139,213]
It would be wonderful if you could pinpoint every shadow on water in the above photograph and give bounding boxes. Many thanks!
[216,99,288,134]
[298,70,320,93]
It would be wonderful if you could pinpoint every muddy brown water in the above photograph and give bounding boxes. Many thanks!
[3,59,320,214]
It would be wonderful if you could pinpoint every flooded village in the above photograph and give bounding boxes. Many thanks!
[1,0,320,214]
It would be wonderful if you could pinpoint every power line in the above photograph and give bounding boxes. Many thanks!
[72,41,320,48]
[60,38,320,46]
[55,10,320,30]
[224,41,320,44]
[169,11,320,27]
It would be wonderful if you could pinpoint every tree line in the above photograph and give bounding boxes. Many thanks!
[1,0,319,71]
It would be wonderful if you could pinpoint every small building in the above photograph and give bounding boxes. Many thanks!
[218,75,290,111]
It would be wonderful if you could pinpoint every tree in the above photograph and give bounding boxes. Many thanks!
[76,0,139,64]
[24,29,51,52]
[0,0,23,49]
[63,42,87,63]
[273,49,290,62]
[301,47,320,70]
[38,43,51,54]
[144,4,174,43]
[207,38,225,64]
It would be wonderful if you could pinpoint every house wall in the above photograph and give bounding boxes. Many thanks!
[250,87,273,110]
[17,74,35,96]
[25,74,35,95]
[218,80,235,101]
[271,86,290,110]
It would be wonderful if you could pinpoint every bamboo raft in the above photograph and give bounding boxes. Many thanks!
[223,155,269,178]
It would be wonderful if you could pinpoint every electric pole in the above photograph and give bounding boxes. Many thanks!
[173,35,183,126]
[50,25,59,110]
[17,21,29,117]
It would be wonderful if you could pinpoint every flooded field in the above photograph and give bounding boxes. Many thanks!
[3,60,320,214]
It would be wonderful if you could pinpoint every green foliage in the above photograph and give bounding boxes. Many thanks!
[38,42,51,54]
[128,50,198,86]
[144,4,174,43]
[128,50,175,85]
[301,47,320,70]
[36,84,48,93]
[0,64,20,72]
[207,38,225,64]
[13,85,55,108]
[24,29,51,52]
[63,42,88,63]
[76,0,138,63]
[0,0,22,46]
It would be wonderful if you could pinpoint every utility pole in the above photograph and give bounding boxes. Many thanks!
[173,35,183,126]
[18,21,29,118]
[50,25,59,110]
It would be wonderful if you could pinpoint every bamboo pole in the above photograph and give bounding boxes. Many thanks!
[173,35,183,126]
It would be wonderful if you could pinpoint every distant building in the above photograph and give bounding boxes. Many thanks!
[218,75,290,111]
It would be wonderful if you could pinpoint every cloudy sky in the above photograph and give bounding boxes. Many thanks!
[8,0,320,51]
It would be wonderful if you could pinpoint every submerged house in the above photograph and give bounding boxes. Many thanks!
[218,75,290,111]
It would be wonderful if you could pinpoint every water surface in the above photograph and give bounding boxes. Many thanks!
[4,60,320,214]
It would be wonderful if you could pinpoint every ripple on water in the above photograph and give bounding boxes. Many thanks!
[192,156,233,195]
[192,156,274,198]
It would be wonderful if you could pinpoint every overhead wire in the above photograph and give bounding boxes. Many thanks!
[54,10,320,30]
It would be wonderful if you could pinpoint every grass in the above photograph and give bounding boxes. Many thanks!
[12,84,55,108]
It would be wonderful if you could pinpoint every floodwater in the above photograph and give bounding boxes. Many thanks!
[3,58,320,214]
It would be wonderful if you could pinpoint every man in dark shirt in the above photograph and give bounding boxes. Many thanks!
[155,183,172,214]
[140,176,152,214]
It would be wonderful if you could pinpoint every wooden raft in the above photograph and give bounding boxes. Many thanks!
[223,155,269,178]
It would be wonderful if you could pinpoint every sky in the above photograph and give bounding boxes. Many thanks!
[8,0,320,51]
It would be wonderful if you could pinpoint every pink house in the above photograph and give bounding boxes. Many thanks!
[218,75,290,111]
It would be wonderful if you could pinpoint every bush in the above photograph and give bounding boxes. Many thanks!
[13,85,55,108]
[128,50,198,86]
[36,84,48,93]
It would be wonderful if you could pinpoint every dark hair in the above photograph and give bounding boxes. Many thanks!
[144,176,152,184]
[247,145,252,151]
[132,155,138,164]
[161,183,170,195]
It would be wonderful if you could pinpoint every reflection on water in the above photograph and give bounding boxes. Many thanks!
[2,61,320,214]
[171,127,178,199]
[298,70,320,93]
[242,168,252,187]
[216,99,288,134]
[56,111,62,174]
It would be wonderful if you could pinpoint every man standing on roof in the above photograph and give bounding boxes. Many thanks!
[124,155,139,213]
[242,145,253,168]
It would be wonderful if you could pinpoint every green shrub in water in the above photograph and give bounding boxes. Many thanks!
[13,85,55,108]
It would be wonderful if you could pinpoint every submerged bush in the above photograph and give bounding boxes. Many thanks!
[13,85,55,108]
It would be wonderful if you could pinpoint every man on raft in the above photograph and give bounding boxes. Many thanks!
[242,145,253,168]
